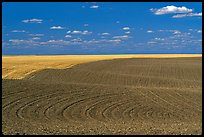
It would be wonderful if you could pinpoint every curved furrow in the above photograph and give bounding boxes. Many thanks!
[148,89,201,118]
[2,90,28,99]
[122,102,142,120]
[2,91,63,123]
[18,92,71,122]
[162,90,202,112]
[171,90,201,108]
[76,93,121,121]
[131,91,178,120]
[100,99,133,122]
[110,100,137,121]
[84,97,114,121]
[2,57,202,135]
[42,91,89,121]
[145,90,196,121]
[62,93,119,122]
[44,90,97,122]
[13,92,64,121]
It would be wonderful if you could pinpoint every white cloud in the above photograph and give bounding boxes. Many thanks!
[72,30,84,34]
[158,29,181,34]
[9,39,36,45]
[84,39,100,44]
[158,29,166,32]
[172,12,202,18]
[29,34,44,36]
[84,39,122,44]
[9,39,24,42]
[11,30,26,33]
[197,30,202,33]
[32,37,40,40]
[150,5,193,15]
[125,31,130,34]
[65,35,72,38]
[172,30,181,34]
[122,27,130,30]
[101,32,110,35]
[50,26,65,29]
[22,18,43,23]
[109,39,121,43]
[90,5,99,9]
[67,31,71,34]
[42,40,71,45]
[160,42,176,45]
[70,30,92,35]
[84,24,89,27]
[147,30,153,33]
[147,41,157,44]
[113,35,129,39]
[154,38,165,41]
[71,38,82,42]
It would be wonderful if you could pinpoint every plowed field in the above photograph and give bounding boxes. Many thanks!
[2,57,202,135]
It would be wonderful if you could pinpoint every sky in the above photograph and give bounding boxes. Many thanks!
[2,2,202,55]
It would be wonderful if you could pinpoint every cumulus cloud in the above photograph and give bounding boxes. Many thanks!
[147,30,154,33]
[150,5,193,15]
[9,39,36,45]
[11,30,26,33]
[84,39,100,44]
[90,5,99,9]
[65,35,72,38]
[125,31,130,34]
[50,26,65,29]
[70,30,92,35]
[109,39,121,43]
[22,18,43,23]
[101,33,110,36]
[158,29,181,34]
[29,34,44,36]
[84,39,121,44]
[122,27,130,30]
[172,30,181,34]
[172,12,202,18]
[154,38,165,41]
[41,40,71,45]
[71,38,82,42]
[8,37,123,47]
[9,39,25,43]
[32,37,40,40]
[147,41,157,44]
[113,35,129,39]
[197,30,202,33]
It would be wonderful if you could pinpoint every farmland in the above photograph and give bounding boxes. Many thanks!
[2,54,201,79]
[2,55,202,135]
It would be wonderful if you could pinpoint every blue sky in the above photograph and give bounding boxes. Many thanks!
[2,2,202,55]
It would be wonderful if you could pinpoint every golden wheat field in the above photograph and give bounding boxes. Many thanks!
[2,54,202,135]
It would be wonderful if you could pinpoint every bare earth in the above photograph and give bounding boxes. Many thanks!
[2,54,202,135]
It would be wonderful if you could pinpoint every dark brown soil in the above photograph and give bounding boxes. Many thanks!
[2,57,202,135]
